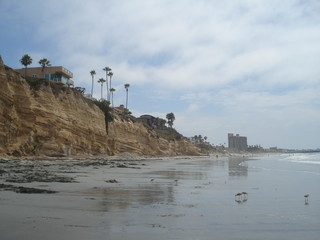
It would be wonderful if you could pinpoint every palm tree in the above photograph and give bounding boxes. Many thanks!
[38,58,51,72]
[103,67,111,100]
[124,83,130,109]
[98,78,106,100]
[110,88,116,107]
[20,54,33,77]
[166,112,175,128]
[90,70,96,98]
[107,71,113,101]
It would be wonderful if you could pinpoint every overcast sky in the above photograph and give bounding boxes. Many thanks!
[1,0,319,149]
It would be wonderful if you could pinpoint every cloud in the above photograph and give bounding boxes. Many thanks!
[14,0,318,91]
[1,0,319,148]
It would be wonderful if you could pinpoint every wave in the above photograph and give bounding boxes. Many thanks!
[280,153,320,165]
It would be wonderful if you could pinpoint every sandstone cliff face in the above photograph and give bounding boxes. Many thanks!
[108,115,205,156]
[0,58,108,156]
[0,57,205,157]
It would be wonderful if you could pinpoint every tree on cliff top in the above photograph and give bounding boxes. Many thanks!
[166,112,175,128]
[90,70,96,98]
[20,54,32,77]
[38,58,51,72]
[92,99,113,133]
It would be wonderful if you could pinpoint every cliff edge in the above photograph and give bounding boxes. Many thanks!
[0,57,205,157]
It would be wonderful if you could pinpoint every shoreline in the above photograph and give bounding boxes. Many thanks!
[1,153,318,240]
[0,150,273,162]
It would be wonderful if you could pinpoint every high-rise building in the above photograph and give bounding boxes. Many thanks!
[228,133,247,151]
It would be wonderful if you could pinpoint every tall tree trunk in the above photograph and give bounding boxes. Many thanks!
[126,89,128,109]
[91,77,94,97]
[106,73,109,101]
[111,92,114,107]
[101,83,103,100]
[109,76,112,101]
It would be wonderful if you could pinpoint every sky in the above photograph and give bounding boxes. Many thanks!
[0,0,319,149]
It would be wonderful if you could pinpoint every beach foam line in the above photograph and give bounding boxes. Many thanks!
[290,160,320,165]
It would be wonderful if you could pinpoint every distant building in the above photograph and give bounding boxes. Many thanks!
[228,133,247,151]
[137,115,154,127]
[137,115,166,129]
[269,147,278,151]
[189,136,200,144]
[83,93,93,99]
[189,136,204,144]
[114,105,130,114]
[15,66,74,86]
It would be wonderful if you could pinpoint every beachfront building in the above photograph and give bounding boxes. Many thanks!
[15,66,74,86]
[228,133,247,151]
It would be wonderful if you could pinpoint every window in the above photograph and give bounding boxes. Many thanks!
[32,74,37,78]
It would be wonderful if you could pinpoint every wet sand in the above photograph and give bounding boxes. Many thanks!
[0,154,319,240]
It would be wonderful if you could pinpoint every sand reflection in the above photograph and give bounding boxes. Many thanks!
[87,184,174,211]
[228,157,249,177]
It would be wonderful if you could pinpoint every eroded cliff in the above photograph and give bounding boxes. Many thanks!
[0,57,205,157]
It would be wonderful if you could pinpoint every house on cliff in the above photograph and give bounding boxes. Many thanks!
[15,66,74,86]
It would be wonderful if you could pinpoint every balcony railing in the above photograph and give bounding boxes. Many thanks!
[56,67,73,78]
[62,67,73,77]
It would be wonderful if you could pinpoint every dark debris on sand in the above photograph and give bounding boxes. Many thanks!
[0,183,57,194]
[0,154,146,194]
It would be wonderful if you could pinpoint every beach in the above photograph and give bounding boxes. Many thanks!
[0,153,319,240]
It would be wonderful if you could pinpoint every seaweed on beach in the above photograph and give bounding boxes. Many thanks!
[0,183,57,194]
[4,171,76,183]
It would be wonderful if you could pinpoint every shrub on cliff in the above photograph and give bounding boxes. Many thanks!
[25,77,68,95]
[25,77,46,91]
[92,99,114,132]
[195,143,216,152]
[154,127,183,141]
